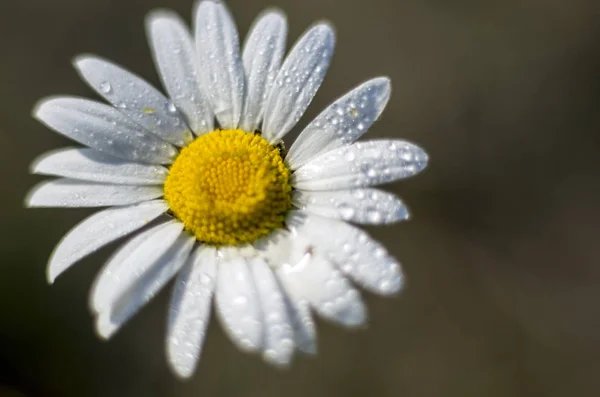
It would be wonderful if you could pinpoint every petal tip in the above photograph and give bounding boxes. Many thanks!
[374,76,392,91]
[46,267,57,284]
[72,53,97,70]
[95,313,116,340]
[23,183,42,208]
[256,7,287,23]
[312,21,336,40]
[145,9,181,34]
[262,352,292,369]
[167,358,195,380]
[32,97,57,120]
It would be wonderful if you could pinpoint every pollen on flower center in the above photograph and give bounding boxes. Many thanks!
[164,129,292,246]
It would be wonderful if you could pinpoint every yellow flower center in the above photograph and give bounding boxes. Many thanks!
[164,129,292,246]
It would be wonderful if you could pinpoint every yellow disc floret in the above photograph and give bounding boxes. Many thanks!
[164,129,292,246]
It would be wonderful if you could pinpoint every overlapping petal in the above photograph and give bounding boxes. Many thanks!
[286,77,391,169]
[215,254,263,352]
[91,220,184,313]
[45,200,168,283]
[288,211,404,295]
[26,179,163,208]
[34,97,177,164]
[74,55,192,146]
[31,148,168,185]
[96,233,194,338]
[240,10,287,132]
[262,23,335,142]
[147,10,214,135]
[292,140,428,191]
[292,188,409,225]
[194,0,245,129]
[250,257,294,366]
[167,246,217,378]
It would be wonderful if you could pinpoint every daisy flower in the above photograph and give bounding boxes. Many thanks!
[26,0,428,378]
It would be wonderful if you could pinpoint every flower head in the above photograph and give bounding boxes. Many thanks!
[27,0,428,378]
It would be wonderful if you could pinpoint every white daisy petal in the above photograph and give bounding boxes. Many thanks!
[292,188,409,225]
[31,148,169,185]
[249,257,294,367]
[46,200,168,283]
[91,220,183,313]
[280,281,317,355]
[34,97,177,164]
[215,254,263,352]
[288,211,404,295]
[167,246,217,378]
[254,231,317,354]
[194,0,245,129]
[278,243,367,327]
[292,140,428,191]
[74,56,192,147]
[147,10,214,135]
[26,179,163,208]
[239,10,287,132]
[262,23,335,142]
[286,78,391,169]
[97,233,194,339]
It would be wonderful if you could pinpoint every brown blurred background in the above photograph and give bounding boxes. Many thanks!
[1,0,600,396]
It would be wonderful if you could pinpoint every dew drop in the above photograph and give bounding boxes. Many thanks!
[99,81,112,94]
[353,190,366,199]
[339,206,356,220]
[367,209,383,223]
[166,101,178,114]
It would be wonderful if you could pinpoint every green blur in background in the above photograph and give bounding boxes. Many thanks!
[1,0,600,396]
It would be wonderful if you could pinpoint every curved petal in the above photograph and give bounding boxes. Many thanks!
[90,220,183,313]
[292,140,428,191]
[292,188,409,225]
[34,97,177,164]
[262,23,335,142]
[25,179,163,208]
[278,239,367,328]
[31,148,168,185]
[239,10,287,132]
[281,285,317,355]
[194,0,245,129]
[96,233,194,339]
[215,253,263,352]
[253,231,317,354]
[249,257,294,366]
[286,77,391,169]
[146,10,214,135]
[167,246,217,378]
[254,230,317,354]
[288,211,404,295]
[74,55,192,147]
[46,200,168,283]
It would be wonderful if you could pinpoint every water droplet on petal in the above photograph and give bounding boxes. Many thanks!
[99,81,112,94]
[339,206,356,220]
[166,101,178,114]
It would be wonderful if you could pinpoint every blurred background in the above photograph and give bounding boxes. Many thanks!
[1,0,600,395]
